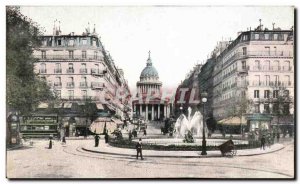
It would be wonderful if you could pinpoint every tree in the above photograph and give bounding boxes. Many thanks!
[81,97,97,138]
[271,86,293,136]
[226,95,251,135]
[206,113,217,133]
[6,6,54,115]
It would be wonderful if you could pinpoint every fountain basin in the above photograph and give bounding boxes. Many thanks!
[133,138,248,147]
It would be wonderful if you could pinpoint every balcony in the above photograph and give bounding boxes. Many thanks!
[91,68,107,76]
[80,68,88,74]
[66,68,74,74]
[54,69,62,73]
[39,69,47,74]
[91,82,105,89]
[237,66,249,73]
[79,82,88,88]
[222,51,293,64]
[66,82,75,88]
[53,82,62,88]
[34,54,103,61]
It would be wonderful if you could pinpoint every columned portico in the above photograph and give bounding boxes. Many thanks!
[132,51,170,121]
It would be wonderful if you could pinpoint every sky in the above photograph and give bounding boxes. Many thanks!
[20,6,294,91]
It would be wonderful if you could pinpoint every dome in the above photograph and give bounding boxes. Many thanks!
[139,51,159,79]
[140,66,159,78]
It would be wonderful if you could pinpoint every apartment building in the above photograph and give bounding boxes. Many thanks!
[212,25,294,132]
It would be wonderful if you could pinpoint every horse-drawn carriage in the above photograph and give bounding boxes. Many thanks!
[218,139,237,157]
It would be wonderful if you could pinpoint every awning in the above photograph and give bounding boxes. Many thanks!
[218,116,247,125]
[64,102,73,108]
[90,117,117,134]
[54,102,63,108]
[96,103,104,110]
[38,102,48,108]
[112,118,124,125]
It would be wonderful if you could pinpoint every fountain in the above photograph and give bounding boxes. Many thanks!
[174,107,207,138]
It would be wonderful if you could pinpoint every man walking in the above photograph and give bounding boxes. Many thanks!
[261,135,266,150]
[94,134,100,147]
[136,138,144,160]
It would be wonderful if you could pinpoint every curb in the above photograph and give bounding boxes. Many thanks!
[81,144,284,158]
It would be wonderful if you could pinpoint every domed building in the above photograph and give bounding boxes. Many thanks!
[132,51,170,121]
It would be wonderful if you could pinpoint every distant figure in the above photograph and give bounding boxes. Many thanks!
[62,136,66,145]
[143,129,147,136]
[104,131,109,143]
[261,135,266,150]
[48,135,53,149]
[94,134,100,147]
[128,130,132,141]
[136,138,143,160]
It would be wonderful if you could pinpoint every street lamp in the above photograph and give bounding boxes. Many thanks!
[201,91,208,155]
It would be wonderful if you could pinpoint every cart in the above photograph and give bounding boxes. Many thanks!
[218,139,237,157]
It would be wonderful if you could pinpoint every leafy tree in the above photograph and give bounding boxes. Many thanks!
[206,113,217,133]
[6,6,54,115]
[81,97,97,137]
[225,95,251,135]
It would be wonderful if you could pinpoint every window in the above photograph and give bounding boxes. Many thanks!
[255,34,259,40]
[67,63,74,73]
[41,51,46,59]
[264,60,270,70]
[68,39,74,46]
[94,51,98,59]
[54,77,61,87]
[68,90,74,100]
[92,38,97,46]
[278,34,284,40]
[265,46,270,55]
[285,75,290,86]
[57,39,62,46]
[264,90,270,98]
[273,60,280,71]
[273,90,279,98]
[264,104,270,113]
[55,63,61,73]
[254,60,260,70]
[254,90,259,98]
[254,104,260,113]
[274,75,279,85]
[273,34,278,40]
[242,47,247,55]
[82,51,87,59]
[40,63,46,73]
[284,61,290,71]
[242,61,246,69]
[69,51,74,59]
[264,33,269,40]
[265,75,270,86]
[82,39,87,45]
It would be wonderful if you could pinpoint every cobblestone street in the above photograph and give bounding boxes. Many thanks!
[6,139,294,178]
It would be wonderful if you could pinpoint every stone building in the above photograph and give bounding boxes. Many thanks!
[212,24,294,132]
[132,51,171,121]
[31,23,131,136]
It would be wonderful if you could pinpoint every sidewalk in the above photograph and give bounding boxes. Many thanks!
[82,141,284,158]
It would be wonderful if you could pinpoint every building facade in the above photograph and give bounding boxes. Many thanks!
[212,25,294,131]
[31,24,131,136]
[132,52,170,121]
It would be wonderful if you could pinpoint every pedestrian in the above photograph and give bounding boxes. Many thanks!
[62,136,66,145]
[104,131,109,143]
[48,134,53,149]
[260,135,266,150]
[128,130,132,141]
[136,138,143,160]
[143,129,147,136]
[94,134,100,147]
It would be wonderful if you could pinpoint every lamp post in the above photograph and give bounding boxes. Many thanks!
[201,92,208,155]
[180,106,183,115]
